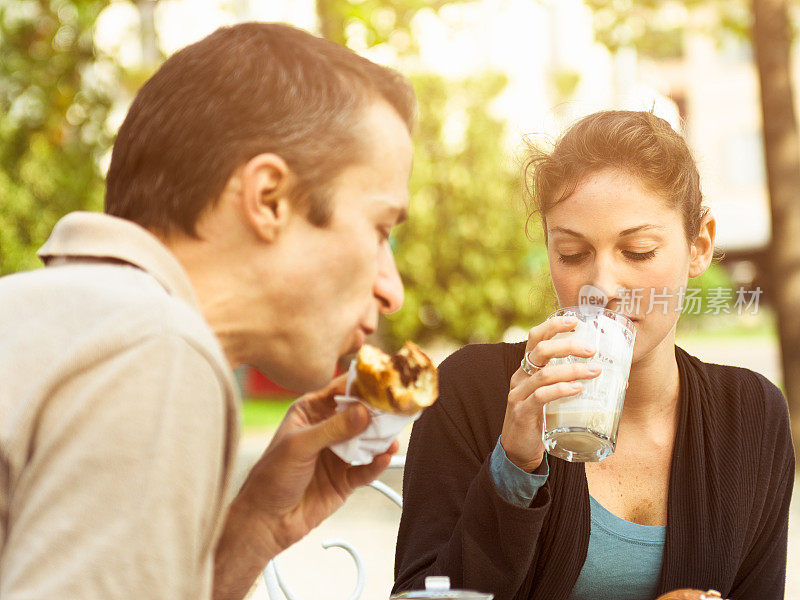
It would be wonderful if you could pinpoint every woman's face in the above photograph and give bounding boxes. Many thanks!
[545,167,709,364]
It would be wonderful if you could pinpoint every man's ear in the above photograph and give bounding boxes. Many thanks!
[688,213,716,278]
[240,153,296,243]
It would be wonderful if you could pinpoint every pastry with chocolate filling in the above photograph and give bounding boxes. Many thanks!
[352,341,438,415]
[655,590,725,600]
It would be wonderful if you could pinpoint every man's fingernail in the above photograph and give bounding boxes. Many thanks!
[584,344,595,353]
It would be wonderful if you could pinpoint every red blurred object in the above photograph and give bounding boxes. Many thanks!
[244,368,296,399]
[243,362,350,399]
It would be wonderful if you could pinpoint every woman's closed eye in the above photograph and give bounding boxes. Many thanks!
[557,249,657,264]
[557,251,589,264]
[623,249,657,261]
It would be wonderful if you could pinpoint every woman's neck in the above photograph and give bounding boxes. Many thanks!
[621,330,681,430]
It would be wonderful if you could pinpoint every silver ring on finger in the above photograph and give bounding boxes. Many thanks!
[520,351,545,376]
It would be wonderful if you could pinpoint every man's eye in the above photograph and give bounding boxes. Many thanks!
[557,252,588,264]
[623,250,657,261]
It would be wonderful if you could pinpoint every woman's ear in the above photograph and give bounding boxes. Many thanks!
[688,213,716,278]
[239,153,295,243]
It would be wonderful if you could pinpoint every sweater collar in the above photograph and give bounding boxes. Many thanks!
[37,211,199,310]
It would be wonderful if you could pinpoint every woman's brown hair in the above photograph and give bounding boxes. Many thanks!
[524,110,708,242]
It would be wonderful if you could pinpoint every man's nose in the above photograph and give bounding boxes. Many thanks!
[375,246,404,314]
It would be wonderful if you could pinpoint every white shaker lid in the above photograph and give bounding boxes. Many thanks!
[425,577,451,591]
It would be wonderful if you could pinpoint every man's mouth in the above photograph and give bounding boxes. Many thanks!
[351,325,375,352]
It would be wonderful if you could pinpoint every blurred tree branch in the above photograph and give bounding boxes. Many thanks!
[752,0,800,466]
[134,0,161,69]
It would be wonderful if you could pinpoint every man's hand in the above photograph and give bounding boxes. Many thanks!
[238,375,398,550]
[213,375,398,600]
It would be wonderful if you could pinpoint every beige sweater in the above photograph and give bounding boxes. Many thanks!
[0,212,240,599]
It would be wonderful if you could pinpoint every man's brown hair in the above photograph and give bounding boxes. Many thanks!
[105,22,416,235]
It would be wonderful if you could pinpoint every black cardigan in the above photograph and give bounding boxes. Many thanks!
[393,344,794,600]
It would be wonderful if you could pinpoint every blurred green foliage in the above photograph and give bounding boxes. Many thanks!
[688,261,734,297]
[677,262,736,323]
[0,0,117,275]
[549,68,582,102]
[313,0,555,348]
[383,72,553,347]
[0,0,738,349]
[241,398,295,432]
[585,0,752,58]
[316,0,470,49]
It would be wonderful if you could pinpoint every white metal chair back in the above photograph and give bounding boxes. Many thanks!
[263,454,405,600]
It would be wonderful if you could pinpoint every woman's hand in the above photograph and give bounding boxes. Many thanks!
[500,314,601,472]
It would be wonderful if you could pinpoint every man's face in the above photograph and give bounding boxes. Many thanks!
[259,100,412,391]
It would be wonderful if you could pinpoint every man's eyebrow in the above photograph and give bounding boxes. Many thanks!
[548,224,665,238]
[378,199,407,224]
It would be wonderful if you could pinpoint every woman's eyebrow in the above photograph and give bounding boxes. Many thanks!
[618,224,666,236]
[548,224,666,238]
[548,226,585,238]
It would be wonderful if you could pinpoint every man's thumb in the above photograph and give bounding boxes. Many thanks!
[298,404,370,453]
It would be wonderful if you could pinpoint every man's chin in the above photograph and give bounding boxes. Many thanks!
[255,359,338,395]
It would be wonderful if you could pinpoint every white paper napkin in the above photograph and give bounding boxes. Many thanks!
[328,360,421,465]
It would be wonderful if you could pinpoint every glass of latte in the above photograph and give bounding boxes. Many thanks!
[542,306,636,462]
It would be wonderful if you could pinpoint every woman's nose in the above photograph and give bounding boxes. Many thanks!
[591,257,624,307]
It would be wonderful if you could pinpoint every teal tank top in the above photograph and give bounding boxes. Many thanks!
[568,495,666,600]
